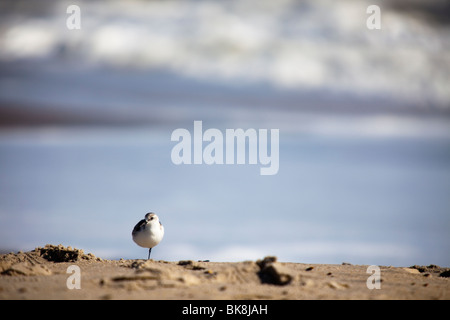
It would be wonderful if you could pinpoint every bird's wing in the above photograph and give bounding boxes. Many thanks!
[132,219,147,235]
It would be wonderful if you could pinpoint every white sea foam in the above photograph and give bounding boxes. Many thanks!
[0,0,449,108]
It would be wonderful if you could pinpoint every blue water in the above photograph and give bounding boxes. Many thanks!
[1,127,449,266]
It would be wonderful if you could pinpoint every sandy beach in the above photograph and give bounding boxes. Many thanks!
[0,244,448,300]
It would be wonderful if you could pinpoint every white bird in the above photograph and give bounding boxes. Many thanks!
[132,212,164,260]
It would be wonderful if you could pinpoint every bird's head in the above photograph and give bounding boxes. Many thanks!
[145,212,159,223]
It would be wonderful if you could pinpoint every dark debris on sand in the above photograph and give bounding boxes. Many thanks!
[410,264,450,278]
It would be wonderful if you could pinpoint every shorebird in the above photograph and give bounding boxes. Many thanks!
[132,212,164,259]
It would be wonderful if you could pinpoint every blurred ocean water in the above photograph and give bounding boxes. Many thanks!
[0,0,449,266]
[0,125,449,266]
[1,0,450,108]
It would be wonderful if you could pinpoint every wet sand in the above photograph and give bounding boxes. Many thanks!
[0,245,448,300]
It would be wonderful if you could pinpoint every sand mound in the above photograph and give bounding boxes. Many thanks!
[0,244,99,276]
[410,265,450,278]
[1,247,49,276]
[35,244,98,263]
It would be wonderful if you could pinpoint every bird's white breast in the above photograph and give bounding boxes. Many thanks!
[133,221,164,249]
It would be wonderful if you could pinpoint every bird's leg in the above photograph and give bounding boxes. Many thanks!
[147,248,152,260]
